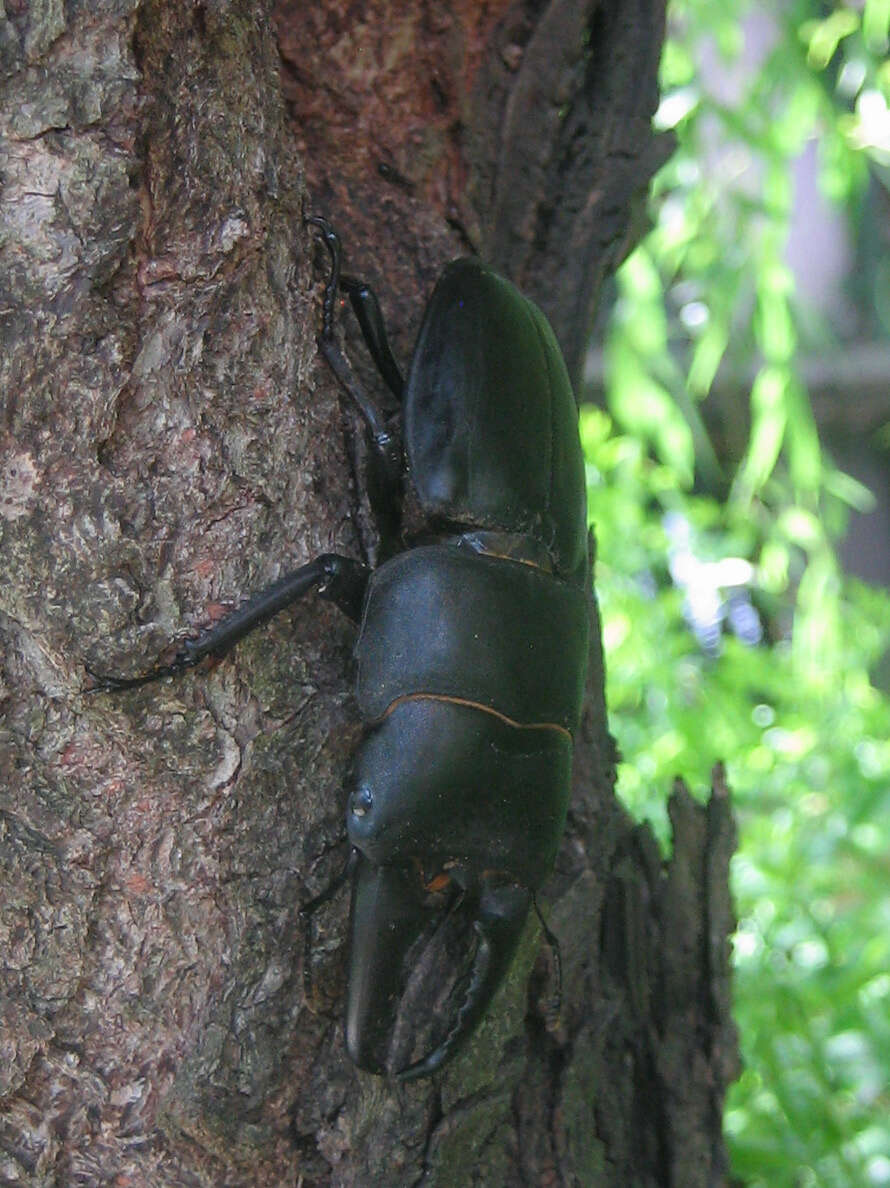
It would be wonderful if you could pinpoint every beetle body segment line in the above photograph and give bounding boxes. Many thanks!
[374,693,574,742]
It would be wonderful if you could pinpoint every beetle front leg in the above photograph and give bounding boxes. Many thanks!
[86,553,370,692]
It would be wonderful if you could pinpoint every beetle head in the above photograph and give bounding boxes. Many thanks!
[347,697,571,885]
[343,697,570,1078]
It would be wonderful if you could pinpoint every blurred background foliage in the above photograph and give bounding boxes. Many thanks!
[585,0,890,1183]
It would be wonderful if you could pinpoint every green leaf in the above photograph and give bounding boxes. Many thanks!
[784,379,822,499]
[793,550,842,683]
[800,10,861,71]
[825,469,878,513]
[864,0,890,52]
[660,37,696,87]
[755,261,797,364]
[735,366,789,497]
[606,345,696,486]
[756,291,797,363]
[777,507,824,550]
[688,320,730,396]
[818,127,870,202]
[771,80,821,156]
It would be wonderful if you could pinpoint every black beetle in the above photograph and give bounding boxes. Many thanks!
[88,219,590,1080]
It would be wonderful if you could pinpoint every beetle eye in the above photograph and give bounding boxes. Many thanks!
[351,786,374,817]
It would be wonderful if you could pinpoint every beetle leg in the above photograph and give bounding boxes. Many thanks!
[339,275,405,401]
[85,553,369,692]
[305,214,405,400]
[306,216,403,509]
[305,215,343,339]
[314,335,402,493]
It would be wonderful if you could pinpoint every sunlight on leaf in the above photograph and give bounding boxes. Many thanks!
[800,10,860,71]
[863,0,890,52]
[735,366,788,498]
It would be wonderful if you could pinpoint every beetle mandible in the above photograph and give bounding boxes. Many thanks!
[88,218,590,1080]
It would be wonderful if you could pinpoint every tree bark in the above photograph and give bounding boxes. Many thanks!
[0,2,738,1185]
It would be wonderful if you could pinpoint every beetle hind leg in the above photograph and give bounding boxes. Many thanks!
[305,216,405,400]
[339,275,405,401]
[306,217,404,537]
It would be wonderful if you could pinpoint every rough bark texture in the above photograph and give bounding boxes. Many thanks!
[0,2,738,1185]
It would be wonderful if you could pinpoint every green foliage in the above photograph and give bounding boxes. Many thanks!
[592,1,890,1183]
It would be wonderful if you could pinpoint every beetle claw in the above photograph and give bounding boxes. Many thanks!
[345,856,532,1079]
[394,881,531,1081]
[345,859,430,1074]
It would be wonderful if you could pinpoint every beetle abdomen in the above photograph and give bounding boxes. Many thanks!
[403,259,587,582]
[355,544,588,734]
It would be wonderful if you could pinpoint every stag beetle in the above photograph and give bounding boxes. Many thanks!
[87,219,590,1080]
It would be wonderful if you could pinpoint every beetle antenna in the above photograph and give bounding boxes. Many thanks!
[532,893,562,1030]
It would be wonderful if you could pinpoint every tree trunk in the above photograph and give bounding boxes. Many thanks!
[0,2,738,1185]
